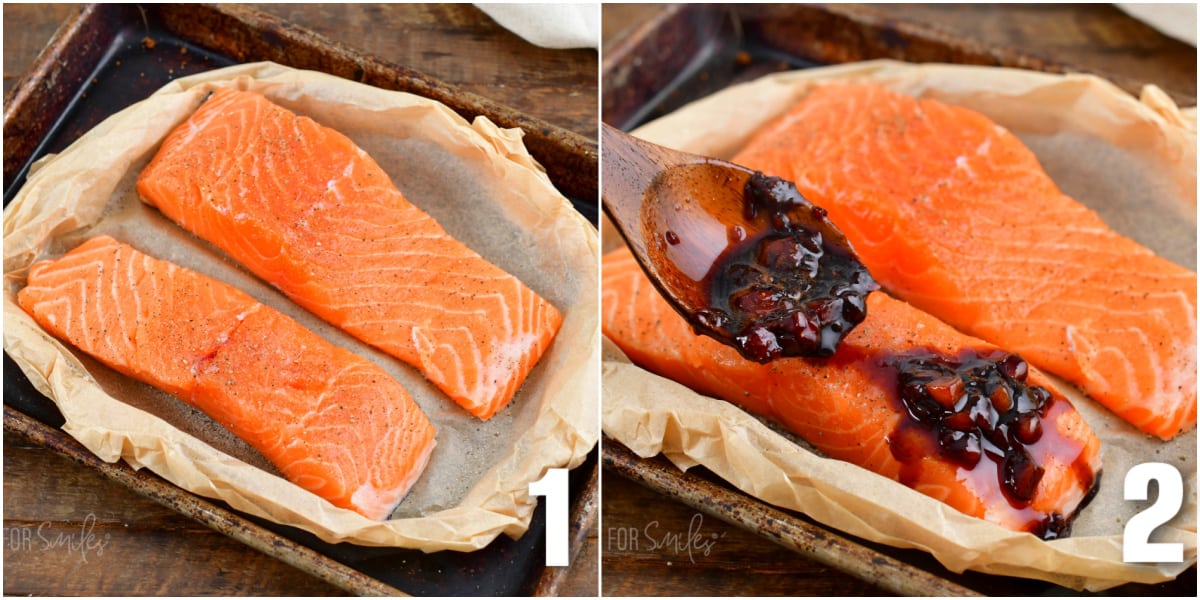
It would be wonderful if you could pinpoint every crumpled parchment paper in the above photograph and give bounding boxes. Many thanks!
[3,62,599,551]
[602,60,1196,590]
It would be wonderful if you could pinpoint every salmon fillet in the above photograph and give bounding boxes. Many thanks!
[137,87,562,420]
[18,235,436,520]
[733,82,1196,440]
[604,247,1101,537]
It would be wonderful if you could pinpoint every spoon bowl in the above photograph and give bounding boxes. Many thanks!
[602,123,878,362]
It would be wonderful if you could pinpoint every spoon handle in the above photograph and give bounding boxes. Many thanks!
[601,123,653,262]
[602,123,706,262]
[602,123,659,224]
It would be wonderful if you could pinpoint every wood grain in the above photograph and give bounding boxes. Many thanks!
[2,4,598,140]
[601,4,1195,108]
[243,3,598,140]
[0,3,80,93]
[3,441,347,596]
[599,470,891,597]
[866,3,1195,104]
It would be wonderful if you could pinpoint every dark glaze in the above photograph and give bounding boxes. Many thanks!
[883,348,1096,539]
[692,173,878,362]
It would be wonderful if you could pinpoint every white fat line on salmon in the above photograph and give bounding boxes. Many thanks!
[190,304,262,377]
[954,155,975,177]
[478,333,540,387]
[350,432,436,520]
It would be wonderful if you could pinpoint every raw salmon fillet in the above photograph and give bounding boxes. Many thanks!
[733,82,1196,440]
[137,87,561,420]
[18,235,436,520]
[604,247,1101,537]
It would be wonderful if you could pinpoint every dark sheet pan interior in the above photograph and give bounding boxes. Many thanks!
[4,4,597,597]
[600,4,1196,596]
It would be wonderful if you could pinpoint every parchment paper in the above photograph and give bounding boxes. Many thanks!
[602,60,1196,590]
[3,62,599,551]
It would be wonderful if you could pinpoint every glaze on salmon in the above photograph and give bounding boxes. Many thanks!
[733,83,1196,440]
[137,88,561,420]
[603,247,1101,537]
[18,236,436,520]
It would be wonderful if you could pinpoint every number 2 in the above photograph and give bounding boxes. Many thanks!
[1123,462,1183,563]
[530,468,569,566]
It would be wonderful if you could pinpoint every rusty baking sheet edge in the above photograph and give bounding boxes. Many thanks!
[4,402,600,597]
[3,405,407,597]
[601,440,981,597]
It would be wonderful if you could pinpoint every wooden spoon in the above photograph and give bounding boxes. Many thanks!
[601,123,878,362]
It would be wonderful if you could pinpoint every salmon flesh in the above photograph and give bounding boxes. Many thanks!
[19,235,437,520]
[733,82,1196,440]
[604,247,1101,538]
[137,88,562,420]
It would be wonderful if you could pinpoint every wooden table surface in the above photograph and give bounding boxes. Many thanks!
[2,3,598,596]
[599,3,1196,597]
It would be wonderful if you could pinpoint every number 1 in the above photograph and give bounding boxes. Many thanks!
[530,468,569,566]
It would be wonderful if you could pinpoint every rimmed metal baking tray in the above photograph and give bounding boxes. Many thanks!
[600,3,1196,596]
[3,3,598,596]
[603,3,1195,129]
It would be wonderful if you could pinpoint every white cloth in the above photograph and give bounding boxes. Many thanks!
[1115,3,1197,46]
[475,3,599,50]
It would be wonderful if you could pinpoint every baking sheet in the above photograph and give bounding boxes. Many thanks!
[601,60,1196,590]
[3,61,599,551]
